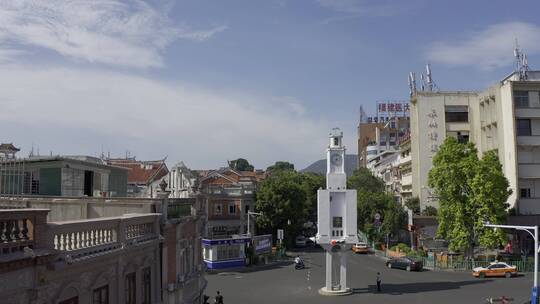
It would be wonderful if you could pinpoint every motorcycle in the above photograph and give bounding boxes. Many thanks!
[295,260,305,270]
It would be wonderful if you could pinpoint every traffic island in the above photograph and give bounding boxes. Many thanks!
[318,287,353,296]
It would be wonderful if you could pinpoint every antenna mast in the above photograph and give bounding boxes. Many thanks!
[515,39,530,80]
[408,72,417,97]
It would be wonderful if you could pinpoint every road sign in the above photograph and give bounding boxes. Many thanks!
[277,229,284,240]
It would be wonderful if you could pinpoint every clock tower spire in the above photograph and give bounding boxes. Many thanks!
[327,128,346,190]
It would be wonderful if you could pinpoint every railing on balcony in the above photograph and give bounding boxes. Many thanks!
[0,209,49,257]
[165,199,195,219]
[48,213,159,261]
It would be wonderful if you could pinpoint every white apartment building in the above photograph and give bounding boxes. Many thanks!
[410,70,540,214]
[410,91,476,211]
[399,135,413,203]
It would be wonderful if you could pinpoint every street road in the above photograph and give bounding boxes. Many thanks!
[205,249,532,304]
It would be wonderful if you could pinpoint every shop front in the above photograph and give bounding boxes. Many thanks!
[202,236,251,269]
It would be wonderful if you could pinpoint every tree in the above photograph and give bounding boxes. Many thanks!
[266,161,295,173]
[348,168,406,244]
[428,137,511,258]
[421,206,438,216]
[228,158,254,171]
[255,170,308,245]
[299,172,325,222]
[405,197,420,215]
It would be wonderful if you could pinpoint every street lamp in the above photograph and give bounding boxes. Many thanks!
[247,211,262,237]
[483,221,538,304]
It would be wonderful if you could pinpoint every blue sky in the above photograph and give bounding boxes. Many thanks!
[1,0,540,169]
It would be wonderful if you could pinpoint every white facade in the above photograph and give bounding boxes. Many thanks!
[166,161,197,198]
[410,91,476,211]
[316,128,357,295]
[410,70,540,214]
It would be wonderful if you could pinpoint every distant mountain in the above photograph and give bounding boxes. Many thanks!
[300,154,358,176]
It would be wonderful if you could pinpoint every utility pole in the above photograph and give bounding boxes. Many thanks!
[483,222,538,304]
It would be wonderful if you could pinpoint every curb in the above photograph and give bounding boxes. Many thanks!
[205,260,292,275]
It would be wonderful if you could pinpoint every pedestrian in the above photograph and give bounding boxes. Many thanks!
[376,272,382,292]
[215,291,224,304]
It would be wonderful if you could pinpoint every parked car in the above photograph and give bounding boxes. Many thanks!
[472,262,518,278]
[352,242,370,254]
[386,257,423,271]
[295,235,307,247]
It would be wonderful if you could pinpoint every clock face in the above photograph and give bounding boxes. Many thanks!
[331,153,342,166]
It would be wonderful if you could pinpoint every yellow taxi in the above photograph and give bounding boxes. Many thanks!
[472,262,518,278]
[352,242,370,254]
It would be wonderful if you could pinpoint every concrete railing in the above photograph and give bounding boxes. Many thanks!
[0,209,49,256]
[48,213,160,261]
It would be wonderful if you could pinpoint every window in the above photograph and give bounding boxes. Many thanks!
[216,244,240,260]
[517,119,532,136]
[125,273,136,304]
[214,204,222,215]
[445,106,468,122]
[228,203,236,214]
[93,285,109,304]
[520,188,531,198]
[333,137,339,146]
[142,267,151,304]
[457,132,469,144]
[514,91,529,108]
[332,217,343,228]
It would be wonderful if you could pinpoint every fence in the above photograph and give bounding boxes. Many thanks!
[422,257,535,272]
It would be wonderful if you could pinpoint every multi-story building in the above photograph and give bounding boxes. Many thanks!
[410,70,540,215]
[107,158,169,198]
[398,133,413,203]
[0,195,207,304]
[0,155,128,197]
[367,150,401,203]
[410,91,477,211]
[199,167,265,238]
[471,71,540,214]
[358,102,410,168]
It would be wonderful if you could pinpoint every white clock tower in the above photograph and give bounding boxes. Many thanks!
[316,128,357,296]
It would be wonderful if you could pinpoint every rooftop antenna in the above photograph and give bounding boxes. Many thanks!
[408,72,417,96]
[426,64,433,92]
[420,73,425,91]
[514,39,530,80]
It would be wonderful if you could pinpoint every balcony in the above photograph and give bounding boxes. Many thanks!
[518,198,540,214]
[401,174,412,187]
[163,198,196,220]
[515,108,540,118]
[0,209,49,259]
[399,155,411,165]
[517,136,540,146]
[48,213,160,262]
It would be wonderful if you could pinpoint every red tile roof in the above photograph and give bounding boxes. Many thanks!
[107,158,168,184]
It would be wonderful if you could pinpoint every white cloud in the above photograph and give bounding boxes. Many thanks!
[426,22,540,70]
[0,1,227,68]
[0,65,330,169]
[317,0,405,17]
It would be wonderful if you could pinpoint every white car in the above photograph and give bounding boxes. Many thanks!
[295,235,307,247]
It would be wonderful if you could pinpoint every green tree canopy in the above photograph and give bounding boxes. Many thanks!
[255,170,308,244]
[348,168,406,243]
[428,137,511,257]
[228,158,254,171]
[266,161,295,173]
[405,197,420,215]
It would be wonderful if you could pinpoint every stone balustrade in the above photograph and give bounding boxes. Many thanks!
[0,209,49,257]
[48,213,160,261]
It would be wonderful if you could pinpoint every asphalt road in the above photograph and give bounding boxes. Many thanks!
[205,249,533,304]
